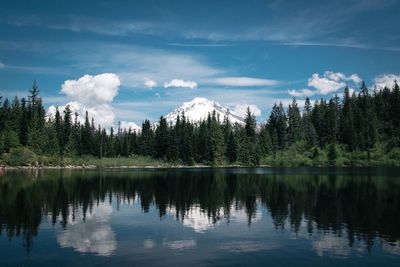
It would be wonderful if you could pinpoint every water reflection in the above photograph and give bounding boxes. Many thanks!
[56,203,116,256]
[0,168,400,258]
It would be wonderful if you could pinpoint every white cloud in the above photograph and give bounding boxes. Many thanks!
[0,61,4,68]
[324,71,362,84]
[48,101,116,127]
[308,73,346,94]
[212,77,279,87]
[57,203,116,256]
[232,104,262,117]
[144,78,157,88]
[47,73,122,127]
[288,88,314,97]
[61,73,120,105]
[374,74,400,90]
[163,79,198,89]
[308,71,362,94]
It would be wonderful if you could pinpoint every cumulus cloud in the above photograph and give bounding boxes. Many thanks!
[374,74,400,90]
[144,78,157,88]
[288,88,314,97]
[57,203,116,256]
[308,73,346,94]
[212,77,279,87]
[47,73,126,128]
[325,71,362,84]
[308,71,362,94]
[163,79,198,89]
[61,73,120,105]
[48,101,116,127]
[232,104,262,117]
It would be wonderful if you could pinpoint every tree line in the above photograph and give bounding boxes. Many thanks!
[0,80,399,166]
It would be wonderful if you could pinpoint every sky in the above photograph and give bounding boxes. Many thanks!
[0,0,399,128]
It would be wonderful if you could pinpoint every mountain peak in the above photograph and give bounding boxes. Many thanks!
[164,97,245,125]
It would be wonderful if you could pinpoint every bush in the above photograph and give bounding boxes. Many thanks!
[5,147,38,166]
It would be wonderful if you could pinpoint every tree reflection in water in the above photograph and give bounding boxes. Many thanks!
[0,168,399,254]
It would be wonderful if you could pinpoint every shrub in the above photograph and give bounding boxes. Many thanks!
[5,147,38,166]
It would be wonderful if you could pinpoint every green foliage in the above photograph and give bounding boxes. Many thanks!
[4,147,38,166]
[327,143,337,165]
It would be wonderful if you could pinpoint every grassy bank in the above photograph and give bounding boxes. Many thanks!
[1,145,399,168]
[0,147,169,168]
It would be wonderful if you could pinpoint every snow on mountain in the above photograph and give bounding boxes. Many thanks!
[164,97,245,125]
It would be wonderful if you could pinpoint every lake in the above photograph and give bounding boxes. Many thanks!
[0,167,399,266]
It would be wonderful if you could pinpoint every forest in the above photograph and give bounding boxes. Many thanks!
[0,80,400,166]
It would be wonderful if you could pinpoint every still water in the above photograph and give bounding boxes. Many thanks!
[0,168,399,266]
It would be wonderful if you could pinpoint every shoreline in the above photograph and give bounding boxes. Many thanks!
[1,164,398,171]
[1,164,270,170]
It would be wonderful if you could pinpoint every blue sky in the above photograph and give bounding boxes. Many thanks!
[0,0,399,127]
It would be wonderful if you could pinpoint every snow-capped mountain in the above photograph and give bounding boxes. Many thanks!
[164,97,245,125]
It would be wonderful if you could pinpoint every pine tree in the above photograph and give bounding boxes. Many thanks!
[62,105,73,155]
[54,107,63,154]
[244,107,257,142]
[358,82,377,158]
[139,119,155,156]
[287,98,303,144]
[340,87,357,151]
[155,116,169,159]
[81,111,92,155]
[226,132,237,163]
[303,97,317,147]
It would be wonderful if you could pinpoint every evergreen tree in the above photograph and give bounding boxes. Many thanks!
[244,107,257,141]
[139,120,155,156]
[155,116,169,159]
[303,97,317,147]
[62,105,73,155]
[226,132,237,163]
[287,98,303,144]
[81,111,92,155]
[340,87,357,151]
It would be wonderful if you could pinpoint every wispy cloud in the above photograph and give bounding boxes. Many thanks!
[210,77,280,87]
[288,88,314,97]
[167,43,232,47]
[0,63,67,75]
[7,15,160,36]
[62,43,224,88]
